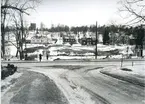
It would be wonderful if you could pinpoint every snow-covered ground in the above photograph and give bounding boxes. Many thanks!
[29,67,96,104]
[40,44,135,61]
[5,39,141,61]
[99,65,145,87]
[48,44,134,55]
[27,63,145,104]
[124,65,145,76]
[1,72,23,97]
[1,61,144,104]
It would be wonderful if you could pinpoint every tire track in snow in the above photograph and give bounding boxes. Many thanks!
[82,87,111,104]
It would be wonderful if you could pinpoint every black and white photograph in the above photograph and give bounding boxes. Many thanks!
[1,0,145,104]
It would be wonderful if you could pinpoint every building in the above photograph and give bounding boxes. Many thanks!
[31,35,49,44]
[63,36,76,45]
[29,23,36,30]
[78,32,99,45]
[79,37,97,45]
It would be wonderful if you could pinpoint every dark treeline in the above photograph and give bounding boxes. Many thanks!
[47,24,134,35]
[6,24,135,36]
[48,25,69,32]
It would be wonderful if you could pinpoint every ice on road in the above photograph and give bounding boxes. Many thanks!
[29,64,145,104]
[1,70,68,104]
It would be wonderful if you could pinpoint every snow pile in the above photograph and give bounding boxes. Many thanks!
[48,56,95,61]
[48,45,94,56]
[124,65,145,76]
[35,44,136,61]
[4,43,136,61]
[72,44,82,47]
[26,44,46,48]
[48,44,134,56]
[97,45,134,55]
[99,65,145,87]
[110,55,122,59]
[119,45,134,55]
[1,72,22,97]
[64,43,71,46]
[98,45,116,52]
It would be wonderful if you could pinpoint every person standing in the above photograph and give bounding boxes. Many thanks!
[25,54,28,60]
[46,54,49,60]
[39,54,42,62]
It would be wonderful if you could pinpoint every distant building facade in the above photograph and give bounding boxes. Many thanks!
[31,36,49,44]
[63,36,76,45]
[79,38,97,45]
[29,23,36,30]
[78,32,101,45]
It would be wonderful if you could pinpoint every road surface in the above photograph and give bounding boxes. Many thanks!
[1,70,68,104]
[1,60,145,104]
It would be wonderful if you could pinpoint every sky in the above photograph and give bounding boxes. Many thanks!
[25,0,122,28]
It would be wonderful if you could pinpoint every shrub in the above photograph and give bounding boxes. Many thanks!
[1,64,17,80]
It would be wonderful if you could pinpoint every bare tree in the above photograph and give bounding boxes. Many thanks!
[13,13,30,60]
[1,0,41,58]
[11,13,23,59]
[118,0,145,25]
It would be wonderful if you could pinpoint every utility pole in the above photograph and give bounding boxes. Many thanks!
[95,21,98,59]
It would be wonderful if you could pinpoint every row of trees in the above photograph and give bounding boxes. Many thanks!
[47,24,133,34]
[102,25,144,44]
[48,25,69,32]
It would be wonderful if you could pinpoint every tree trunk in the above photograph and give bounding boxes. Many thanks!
[1,10,7,58]
[1,25,5,57]
[19,51,23,60]
[140,44,143,57]
[16,50,19,57]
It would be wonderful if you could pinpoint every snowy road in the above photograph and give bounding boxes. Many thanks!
[2,59,145,67]
[1,60,145,104]
[28,65,145,104]
[1,71,68,104]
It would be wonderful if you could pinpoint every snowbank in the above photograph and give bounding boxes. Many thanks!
[48,56,95,61]
[5,43,135,61]
[72,44,82,47]
[99,65,145,87]
[1,72,22,97]
[48,44,135,57]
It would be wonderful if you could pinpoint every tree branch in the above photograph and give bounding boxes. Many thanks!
[5,40,17,48]
[1,5,30,15]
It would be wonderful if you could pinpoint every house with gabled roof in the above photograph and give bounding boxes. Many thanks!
[31,35,49,44]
